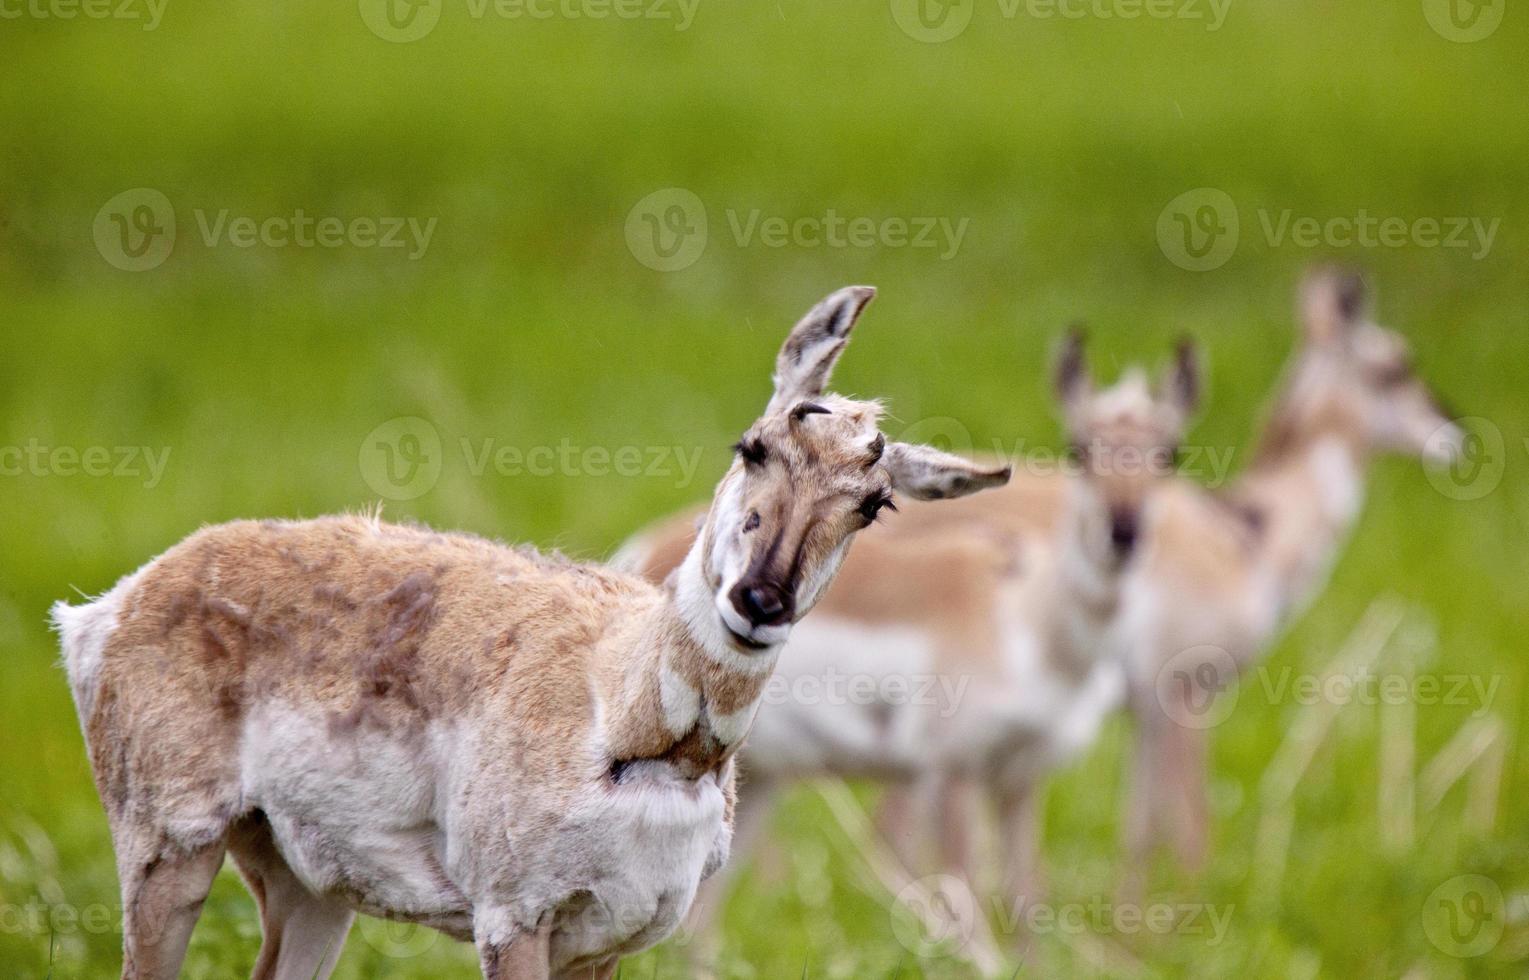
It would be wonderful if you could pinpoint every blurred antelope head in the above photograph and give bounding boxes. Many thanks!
[1054,328,1202,564]
[696,287,1012,650]
[1269,267,1464,465]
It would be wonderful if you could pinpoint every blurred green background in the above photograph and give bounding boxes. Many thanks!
[2,0,1526,976]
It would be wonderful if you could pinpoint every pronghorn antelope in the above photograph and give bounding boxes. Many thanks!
[1119,267,1466,875]
[617,330,1202,932]
[51,285,1012,980]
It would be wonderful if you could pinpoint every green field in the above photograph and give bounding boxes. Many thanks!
[2,1,1526,976]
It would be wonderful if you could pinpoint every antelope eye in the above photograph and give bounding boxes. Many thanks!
[857,492,895,523]
[743,511,761,533]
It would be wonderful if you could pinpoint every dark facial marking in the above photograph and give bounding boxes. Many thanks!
[1109,507,1140,558]
[1334,272,1367,322]
[734,437,768,466]
[857,491,896,524]
[1374,359,1413,388]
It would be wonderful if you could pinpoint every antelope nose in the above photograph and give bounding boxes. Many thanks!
[731,582,792,627]
[1109,510,1139,556]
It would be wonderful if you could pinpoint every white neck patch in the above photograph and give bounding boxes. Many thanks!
[1309,436,1364,526]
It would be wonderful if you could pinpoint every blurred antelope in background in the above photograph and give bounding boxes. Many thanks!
[1119,267,1466,878]
[618,330,1202,942]
[51,285,1011,980]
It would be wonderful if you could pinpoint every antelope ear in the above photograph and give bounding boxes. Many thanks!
[767,286,876,414]
[1053,324,1092,417]
[883,443,1012,501]
[1300,265,1368,346]
[1161,335,1202,419]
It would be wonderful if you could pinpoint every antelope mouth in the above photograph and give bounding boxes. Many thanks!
[723,622,773,651]
[714,591,790,651]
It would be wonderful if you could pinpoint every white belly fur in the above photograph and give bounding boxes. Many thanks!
[240,705,725,969]
[240,705,472,928]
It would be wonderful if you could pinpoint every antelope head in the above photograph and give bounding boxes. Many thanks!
[1283,266,1465,465]
[1055,327,1201,563]
[695,286,1012,651]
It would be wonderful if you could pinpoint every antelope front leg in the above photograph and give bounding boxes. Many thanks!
[875,780,925,873]
[995,780,1046,914]
[477,917,552,980]
[119,841,226,980]
[935,773,982,888]
[1119,714,1161,901]
[1161,722,1210,874]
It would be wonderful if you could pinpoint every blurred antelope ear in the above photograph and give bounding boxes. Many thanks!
[1300,265,1368,346]
[1161,335,1202,418]
[1053,324,1092,416]
[883,443,1012,500]
[767,286,876,414]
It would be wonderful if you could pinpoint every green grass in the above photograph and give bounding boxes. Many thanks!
[2,1,1527,976]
